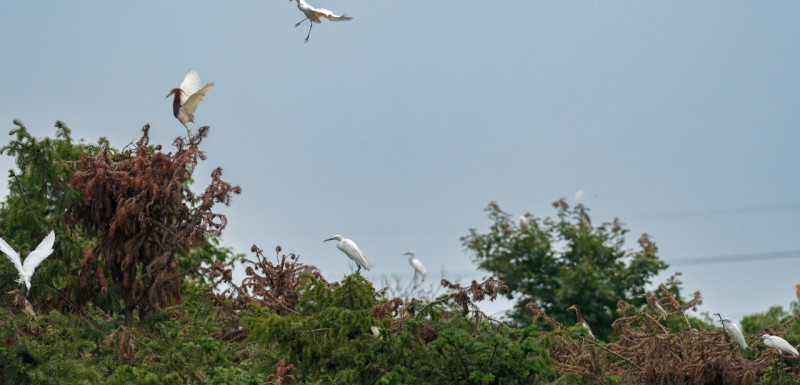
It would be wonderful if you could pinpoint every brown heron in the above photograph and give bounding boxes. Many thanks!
[567,304,595,339]
[166,69,214,134]
[8,289,37,321]
[290,0,352,43]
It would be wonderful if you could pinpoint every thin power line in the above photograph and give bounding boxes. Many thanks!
[669,250,800,266]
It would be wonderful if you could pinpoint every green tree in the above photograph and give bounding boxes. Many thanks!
[462,201,668,339]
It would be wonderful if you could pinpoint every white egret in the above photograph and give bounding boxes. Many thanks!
[642,292,668,319]
[166,69,215,134]
[0,230,55,292]
[404,251,427,279]
[717,317,747,349]
[290,0,352,43]
[757,334,799,356]
[567,304,595,339]
[574,189,585,200]
[519,215,529,233]
[324,235,373,272]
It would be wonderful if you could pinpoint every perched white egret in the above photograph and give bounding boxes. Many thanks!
[718,318,747,349]
[404,251,427,279]
[290,0,352,43]
[166,69,215,134]
[324,235,373,272]
[758,334,799,356]
[567,304,595,339]
[642,292,669,319]
[519,215,529,233]
[0,230,55,292]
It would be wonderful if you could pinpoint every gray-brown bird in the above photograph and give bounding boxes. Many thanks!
[642,292,668,319]
[8,289,36,321]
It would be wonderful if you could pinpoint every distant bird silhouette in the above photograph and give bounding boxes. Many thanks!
[0,230,56,292]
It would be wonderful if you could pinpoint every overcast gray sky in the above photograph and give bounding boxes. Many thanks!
[1,1,799,323]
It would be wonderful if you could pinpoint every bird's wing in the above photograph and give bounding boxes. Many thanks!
[0,237,23,275]
[316,8,352,21]
[341,239,372,270]
[727,323,748,349]
[179,70,203,105]
[410,258,427,277]
[22,230,55,274]
[181,83,215,115]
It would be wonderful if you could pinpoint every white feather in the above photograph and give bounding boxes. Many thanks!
[719,318,748,349]
[179,69,203,106]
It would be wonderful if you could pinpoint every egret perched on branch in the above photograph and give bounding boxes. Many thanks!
[567,304,595,339]
[166,69,214,134]
[757,334,799,356]
[290,0,352,43]
[642,292,668,319]
[714,313,747,349]
[0,230,55,292]
[324,235,373,272]
[405,251,427,280]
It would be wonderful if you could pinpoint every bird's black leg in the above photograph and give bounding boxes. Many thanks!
[305,23,312,43]
[295,17,308,27]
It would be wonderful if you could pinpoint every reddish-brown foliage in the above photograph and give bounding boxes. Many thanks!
[265,360,297,385]
[68,125,241,324]
[527,286,795,385]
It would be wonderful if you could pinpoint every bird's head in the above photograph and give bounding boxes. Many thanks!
[324,235,343,242]
[404,251,415,257]
[166,88,182,98]
[757,334,770,341]
[568,304,579,312]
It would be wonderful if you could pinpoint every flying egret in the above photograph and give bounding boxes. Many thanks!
[642,292,668,319]
[166,69,215,134]
[714,315,747,349]
[0,230,55,292]
[290,0,352,43]
[757,334,799,356]
[8,289,36,321]
[567,304,595,339]
[404,251,427,280]
[324,235,373,272]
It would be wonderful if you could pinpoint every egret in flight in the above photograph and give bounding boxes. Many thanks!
[567,304,595,339]
[757,334,799,356]
[166,69,215,134]
[290,0,352,43]
[404,251,427,280]
[714,314,747,349]
[324,235,373,272]
[0,230,56,292]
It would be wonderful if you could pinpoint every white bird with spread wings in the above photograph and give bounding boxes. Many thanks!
[290,0,353,43]
[0,230,56,291]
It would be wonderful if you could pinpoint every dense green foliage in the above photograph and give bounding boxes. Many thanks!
[1,122,800,384]
[462,201,668,339]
